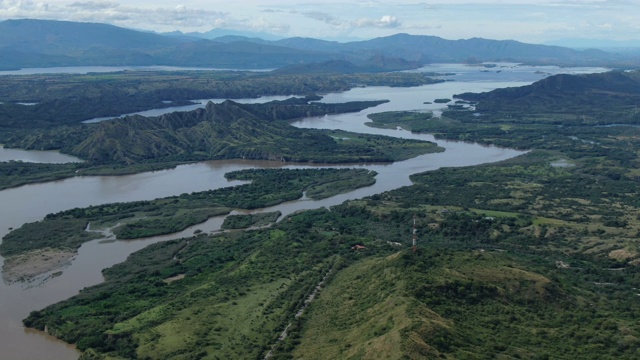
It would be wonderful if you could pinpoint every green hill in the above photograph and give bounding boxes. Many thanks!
[11,97,441,164]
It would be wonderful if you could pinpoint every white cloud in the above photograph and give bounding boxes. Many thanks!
[297,10,342,26]
[409,23,442,30]
[352,15,401,28]
[596,22,613,30]
[246,16,290,34]
[0,0,232,31]
[68,2,119,10]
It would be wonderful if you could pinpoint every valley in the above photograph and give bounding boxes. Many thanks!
[1,60,640,359]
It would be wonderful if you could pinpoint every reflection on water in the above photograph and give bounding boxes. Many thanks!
[0,145,82,164]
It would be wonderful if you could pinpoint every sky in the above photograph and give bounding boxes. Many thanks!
[1,0,639,43]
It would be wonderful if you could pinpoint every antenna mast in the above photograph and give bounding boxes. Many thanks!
[412,215,417,252]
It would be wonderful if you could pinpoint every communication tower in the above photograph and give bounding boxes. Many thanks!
[412,215,417,252]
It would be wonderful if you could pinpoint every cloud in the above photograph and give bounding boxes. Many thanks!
[68,2,119,11]
[245,16,290,34]
[409,23,442,30]
[596,22,613,30]
[0,0,231,31]
[352,15,401,28]
[297,10,342,26]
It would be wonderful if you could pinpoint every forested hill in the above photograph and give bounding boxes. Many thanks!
[11,97,442,164]
[273,33,620,65]
[0,19,337,70]
[0,19,629,70]
[454,70,640,123]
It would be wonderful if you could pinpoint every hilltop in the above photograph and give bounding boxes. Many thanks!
[7,97,442,164]
[454,70,640,125]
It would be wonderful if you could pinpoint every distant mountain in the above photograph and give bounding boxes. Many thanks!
[0,19,631,71]
[301,33,620,65]
[545,38,640,50]
[0,19,337,70]
[148,40,337,69]
[273,57,422,74]
[0,19,185,53]
[177,28,283,41]
[222,33,627,66]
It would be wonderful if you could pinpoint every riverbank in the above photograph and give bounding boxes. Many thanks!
[2,248,76,283]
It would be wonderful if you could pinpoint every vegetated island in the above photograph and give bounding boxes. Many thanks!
[0,168,377,282]
[19,70,640,359]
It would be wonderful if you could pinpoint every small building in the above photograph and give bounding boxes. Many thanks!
[351,244,366,250]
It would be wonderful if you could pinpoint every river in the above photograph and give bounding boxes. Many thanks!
[0,63,607,359]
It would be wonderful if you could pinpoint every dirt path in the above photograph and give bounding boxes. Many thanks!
[265,268,333,359]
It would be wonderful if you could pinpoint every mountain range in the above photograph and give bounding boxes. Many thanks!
[545,38,640,52]
[0,19,632,71]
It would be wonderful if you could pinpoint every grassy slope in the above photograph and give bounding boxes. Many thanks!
[291,254,444,360]
[293,239,640,360]
[25,209,349,360]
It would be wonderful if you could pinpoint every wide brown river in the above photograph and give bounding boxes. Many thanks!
[0,64,608,359]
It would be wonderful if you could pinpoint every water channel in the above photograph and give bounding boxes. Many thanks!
[0,64,608,359]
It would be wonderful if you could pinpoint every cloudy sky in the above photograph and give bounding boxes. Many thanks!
[1,0,638,43]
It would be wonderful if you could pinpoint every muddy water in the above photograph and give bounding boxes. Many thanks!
[0,71,573,359]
